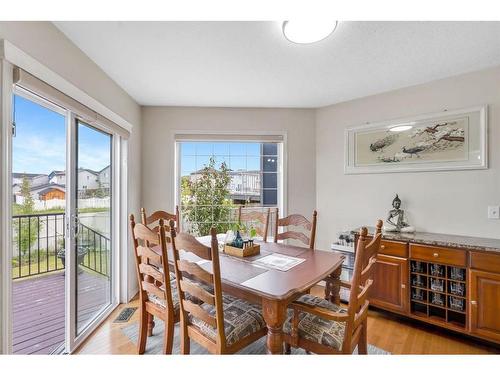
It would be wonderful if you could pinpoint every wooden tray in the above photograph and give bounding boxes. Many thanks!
[224,243,260,258]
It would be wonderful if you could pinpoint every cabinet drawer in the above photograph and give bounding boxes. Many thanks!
[470,252,500,273]
[380,240,408,257]
[410,244,466,267]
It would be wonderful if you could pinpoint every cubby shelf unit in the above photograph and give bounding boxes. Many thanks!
[409,260,467,328]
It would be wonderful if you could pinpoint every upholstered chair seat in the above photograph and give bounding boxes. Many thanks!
[283,294,348,351]
[147,272,214,309]
[189,294,266,346]
[147,273,180,309]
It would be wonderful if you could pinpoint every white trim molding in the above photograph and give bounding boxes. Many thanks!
[0,58,14,355]
[172,130,288,225]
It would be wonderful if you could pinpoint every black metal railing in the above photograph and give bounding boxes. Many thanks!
[180,205,279,236]
[77,222,110,277]
[12,212,111,279]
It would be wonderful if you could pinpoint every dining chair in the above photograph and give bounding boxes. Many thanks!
[141,206,180,233]
[274,208,317,249]
[169,221,268,354]
[140,206,180,337]
[129,214,180,354]
[282,219,383,354]
[237,206,271,242]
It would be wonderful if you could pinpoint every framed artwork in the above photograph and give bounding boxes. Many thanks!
[344,106,487,174]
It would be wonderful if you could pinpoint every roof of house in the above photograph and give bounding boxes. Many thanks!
[49,168,99,178]
[29,183,66,192]
[78,168,99,175]
[12,173,47,179]
[99,165,111,173]
[48,170,65,178]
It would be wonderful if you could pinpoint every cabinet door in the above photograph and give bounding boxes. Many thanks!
[469,269,500,342]
[370,255,409,314]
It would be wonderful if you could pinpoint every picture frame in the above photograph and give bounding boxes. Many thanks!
[344,106,488,174]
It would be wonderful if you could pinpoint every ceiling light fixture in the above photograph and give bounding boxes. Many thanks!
[282,21,338,44]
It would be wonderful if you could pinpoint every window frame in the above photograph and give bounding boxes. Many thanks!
[174,132,287,232]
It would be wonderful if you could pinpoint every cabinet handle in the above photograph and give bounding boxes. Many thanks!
[380,245,385,250]
[433,253,439,258]
[471,300,477,305]
[401,284,406,289]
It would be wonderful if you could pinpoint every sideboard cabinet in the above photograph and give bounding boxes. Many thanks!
[354,230,500,345]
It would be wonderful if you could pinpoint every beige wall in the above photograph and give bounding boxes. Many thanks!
[141,106,316,222]
[316,65,500,250]
[0,22,142,300]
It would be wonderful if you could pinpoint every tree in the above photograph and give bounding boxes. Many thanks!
[181,157,233,236]
[15,176,39,257]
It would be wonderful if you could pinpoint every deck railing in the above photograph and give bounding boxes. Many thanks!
[12,212,111,279]
[180,205,278,236]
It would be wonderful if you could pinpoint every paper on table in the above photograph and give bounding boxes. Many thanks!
[251,253,305,272]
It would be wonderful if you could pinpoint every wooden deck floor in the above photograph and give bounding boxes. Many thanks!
[12,270,110,354]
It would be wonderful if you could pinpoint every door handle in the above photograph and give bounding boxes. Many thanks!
[471,300,477,305]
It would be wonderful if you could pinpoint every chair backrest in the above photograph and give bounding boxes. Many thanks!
[274,208,317,249]
[345,219,383,350]
[141,206,180,233]
[237,206,271,241]
[169,222,226,346]
[129,214,175,311]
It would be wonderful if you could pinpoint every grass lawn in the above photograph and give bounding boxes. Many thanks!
[12,249,109,279]
[12,256,64,279]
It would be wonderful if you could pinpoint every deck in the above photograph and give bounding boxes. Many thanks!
[12,270,110,354]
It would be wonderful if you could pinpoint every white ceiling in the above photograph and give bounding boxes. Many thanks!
[54,21,500,108]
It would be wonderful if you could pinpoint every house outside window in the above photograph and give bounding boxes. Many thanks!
[177,140,283,236]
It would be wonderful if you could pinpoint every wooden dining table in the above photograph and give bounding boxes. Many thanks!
[165,240,345,354]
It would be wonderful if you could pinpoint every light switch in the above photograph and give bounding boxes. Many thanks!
[488,206,500,219]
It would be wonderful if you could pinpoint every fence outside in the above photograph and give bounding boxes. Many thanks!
[14,197,110,211]
[12,212,110,279]
[180,205,278,237]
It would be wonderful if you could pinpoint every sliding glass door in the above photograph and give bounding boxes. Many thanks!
[74,120,113,335]
[9,87,118,354]
[10,93,67,354]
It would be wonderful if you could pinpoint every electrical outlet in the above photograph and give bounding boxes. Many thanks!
[488,206,500,219]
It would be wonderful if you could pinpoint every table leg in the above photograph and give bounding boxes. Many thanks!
[262,298,287,354]
[324,266,342,305]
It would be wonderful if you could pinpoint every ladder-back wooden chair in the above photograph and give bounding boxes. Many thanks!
[140,206,180,336]
[274,208,317,249]
[129,215,180,354]
[282,219,383,354]
[141,206,180,233]
[237,206,271,242]
[169,221,268,354]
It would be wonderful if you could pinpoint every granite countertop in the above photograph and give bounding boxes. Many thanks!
[352,227,500,253]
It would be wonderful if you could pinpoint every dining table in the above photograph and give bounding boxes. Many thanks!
[164,237,345,354]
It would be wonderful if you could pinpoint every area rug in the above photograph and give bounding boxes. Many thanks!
[121,320,390,355]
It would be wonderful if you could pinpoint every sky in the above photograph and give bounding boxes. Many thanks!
[13,95,111,175]
[180,142,277,176]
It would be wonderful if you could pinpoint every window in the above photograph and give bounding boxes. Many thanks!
[177,140,282,236]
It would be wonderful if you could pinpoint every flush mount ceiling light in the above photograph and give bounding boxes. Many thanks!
[389,124,414,132]
[282,21,338,44]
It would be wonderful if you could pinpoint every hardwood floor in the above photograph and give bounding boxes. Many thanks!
[76,286,500,355]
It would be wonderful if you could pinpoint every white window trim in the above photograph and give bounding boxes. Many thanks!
[173,130,288,227]
[0,39,132,354]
